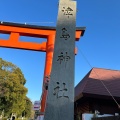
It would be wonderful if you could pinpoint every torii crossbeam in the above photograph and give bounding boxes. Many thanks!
[0,21,85,115]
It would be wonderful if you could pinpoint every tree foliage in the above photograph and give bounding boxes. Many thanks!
[0,58,31,117]
[23,97,33,118]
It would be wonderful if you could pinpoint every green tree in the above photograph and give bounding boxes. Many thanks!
[22,97,33,118]
[0,58,28,117]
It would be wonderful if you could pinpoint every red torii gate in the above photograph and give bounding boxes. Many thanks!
[0,21,85,114]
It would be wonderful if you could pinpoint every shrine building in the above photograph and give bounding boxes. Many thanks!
[74,67,120,119]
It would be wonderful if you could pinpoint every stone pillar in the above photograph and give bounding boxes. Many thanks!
[44,0,76,120]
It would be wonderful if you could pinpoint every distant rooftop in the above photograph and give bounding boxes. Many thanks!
[75,67,120,101]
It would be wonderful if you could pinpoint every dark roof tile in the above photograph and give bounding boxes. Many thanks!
[75,67,120,101]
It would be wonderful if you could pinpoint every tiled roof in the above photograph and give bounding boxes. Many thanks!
[75,67,120,101]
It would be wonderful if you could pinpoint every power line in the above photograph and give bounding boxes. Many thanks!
[78,47,120,108]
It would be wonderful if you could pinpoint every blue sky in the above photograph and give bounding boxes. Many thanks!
[0,0,120,102]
